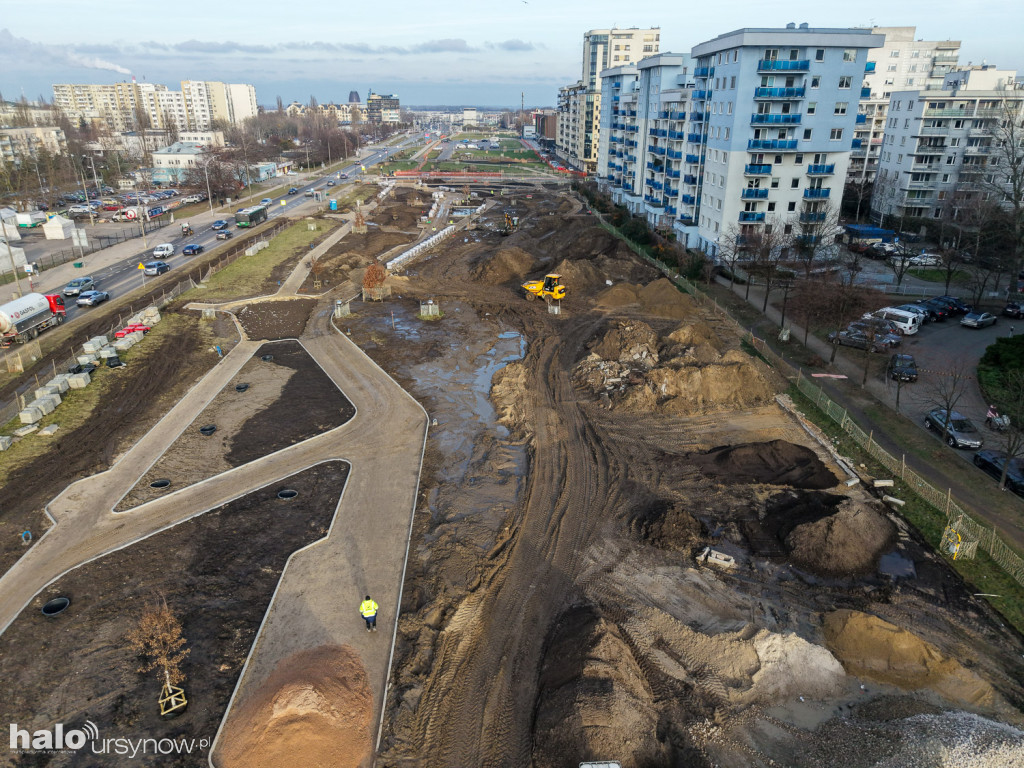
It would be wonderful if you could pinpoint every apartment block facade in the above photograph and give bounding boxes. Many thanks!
[870,66,1024,225]
[0,126,67,168]
[366,93,401,124]
[598,25,882,256]
[558,27,660,173]
[851,27,960,183]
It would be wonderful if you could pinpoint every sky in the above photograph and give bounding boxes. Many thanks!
[0,0,1021,109]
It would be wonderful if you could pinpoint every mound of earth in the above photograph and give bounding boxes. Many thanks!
[595,282,640,309]
[689,440,837,488]
[637,278,697,320]
[630,350,778,414]
[236,299,316,339]
[785,498,895,576]
[630,499,703,551]
[532,606,667,768]
[590,320,659,368]
[218,645,372,768]
[823,610,1005,710]
[472,246,534,283]
[552,258,604,294]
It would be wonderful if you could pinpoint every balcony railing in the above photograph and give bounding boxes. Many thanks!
[681,194,696,205]
[856,114,867,124]
[666,169,681,178]
[668,129,687,139]
[688,132,703,142]
[685,154,704,164]
[692,90,709,100]
[803,188,830,199]
[751,113,802,124]
[741,188,769,199]
[851,138,863,149]
[645,161,663,171]
[626,139,638,147]
[668,111,686,120]
[691,112,706,122]
[683,174,698,185]
[644,195,664,207]
[806,164,835,175]
[744,164,772,175]
[693,66,713,77]
[754,87,805,98]
[758,59,810,71]
[665,187,679,197]
[799,212,827,223]
[667,149,683,159]
[748,139,798,150]
[864,61,876,72]
[914,144,945,154]
[739,211,766,222]
[665,206,677,215]
[861,87,871,98]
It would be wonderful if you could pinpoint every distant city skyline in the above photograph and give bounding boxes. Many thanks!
[0,0,1020,109]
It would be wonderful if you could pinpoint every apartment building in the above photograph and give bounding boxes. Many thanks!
[151,142,208,184]
[851,27,960,183]
[871,66,1024,225]
[366,92,401,124]
[0,126,67,168]
[558,27,661,173]
[285,101,365,123]
[0,101,56,128]
[597,24,883,255]
[52,80,258,133]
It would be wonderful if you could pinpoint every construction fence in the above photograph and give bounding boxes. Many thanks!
[589,202,1024,588]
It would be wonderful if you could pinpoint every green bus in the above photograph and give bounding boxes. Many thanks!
[235,205,268,228]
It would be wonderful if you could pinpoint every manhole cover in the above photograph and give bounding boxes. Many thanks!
[277,489,298,500]
[261,355,274,362]
[150,478,172,489]
[42,597,70,617]
[235,383,250,392]
[199,425,217,436]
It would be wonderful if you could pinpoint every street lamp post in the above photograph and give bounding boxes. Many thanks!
[0,216,26,299]
[202,160,214,215]
[73,157,96,227]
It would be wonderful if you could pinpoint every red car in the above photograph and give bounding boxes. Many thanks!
[114,324,151,338]
[102,203,123,211]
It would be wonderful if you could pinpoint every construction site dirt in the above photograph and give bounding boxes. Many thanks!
[0,187,1022,767]
[0,461,348,768]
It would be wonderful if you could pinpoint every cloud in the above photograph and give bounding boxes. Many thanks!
[489,39,535,51]
[173,39,275,55]
[409,38,478,54]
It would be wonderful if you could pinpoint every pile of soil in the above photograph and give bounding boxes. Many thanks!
[631,499,704,552]
[591,319,659,367]
[552,258,604,294]
[689,441,838,489]
[824,610,1006,710]
[594,278,697,320]
[217,645,372,768]
[119,341,354,510]
[663,321,723,363]
[471,246,534,284]
[236,299,316,339]
[0,463,347,767]
[785,498,896,576]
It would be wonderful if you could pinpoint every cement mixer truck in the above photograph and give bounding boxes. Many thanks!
[0,293,67,347]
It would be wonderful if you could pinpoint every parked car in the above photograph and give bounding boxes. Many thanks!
[1004,302,1024,318]
[143,261,170,276]
[304,190,314,197]
[961,311,998,328]
[287,187,298,195]
[827,329,889,353]
[933,295,972,315]
[973,450,1024,495]
[115,324,150,338]
[260,198,273,205]
[76,290,109,307]
[847,323,901,348]
[851,316,904,337]
[211,219,229,230]
[152,243,175,258]
[182,244,204,256]
[216,230,233,240]
[895,304,933,322]
[924,408,983,450]
[908,253,940,267]
[888,354,918,382]
[63,276,95,296]
[916,297,950,321]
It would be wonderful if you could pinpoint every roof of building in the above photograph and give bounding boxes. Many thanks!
[153,141,207,155]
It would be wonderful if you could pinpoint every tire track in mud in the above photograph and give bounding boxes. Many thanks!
[410,314,621,767]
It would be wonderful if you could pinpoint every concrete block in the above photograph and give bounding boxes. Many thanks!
[0,435,12,451]
[34,386,59,400]
[77,354,98,366]
[18,407,42,424]
[38,424,59,436]
[113,338,135,352]
[128,331,146,343]
[33,396,56,415]
[697,546,738,570]
[873,479,895,488]
[97,346,118,359]
[67,372,91,389]
[883,495,906,508]
[13,424,38,436]
[46,375,70,393]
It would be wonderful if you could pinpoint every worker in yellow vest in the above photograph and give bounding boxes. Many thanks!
[359,595,379,632]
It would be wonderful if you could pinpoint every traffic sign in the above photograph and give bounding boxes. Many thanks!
[137,262,145,270]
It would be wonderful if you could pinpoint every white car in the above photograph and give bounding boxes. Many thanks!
[152,243,175,258]
[908,253,940,267]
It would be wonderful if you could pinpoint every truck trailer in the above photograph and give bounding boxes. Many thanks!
[0,293,67,347]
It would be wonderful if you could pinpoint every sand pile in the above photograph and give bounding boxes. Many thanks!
[472,246,535,284]
[749,629,847,703]
[631,500,704,551]
[595,282,640,309]
[491,361,530,434]
[785,498,895,576]
[823,610,1003,709]
[630,350,777,414]
[637,278,697,320]
[689,440,837,489]
[218,645,373,768]
[553,257,604,293]
[591,320,659,368]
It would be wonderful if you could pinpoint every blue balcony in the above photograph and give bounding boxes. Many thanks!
[610,136,622,143]
[645,161,661,170]
[691,112,706,122]
[659,111,670,119]
[626,140,638,147]
[861,87,871,98]
[677,217,695,225]
[652,146,666,156]
[666,169,681,179]
[799,211,827,223]
[665,206,678,215]
[612,95,620,102]
[648,128,659,136]
[692,89,709,100]
[668,111,686,120]
[685,154,703,164]
[744,164,772,175]
[645,179,663,190]
[688,132,703,143]
[681,194,696,205]
[856,113,867,124]
[627,110,637,116]
[667,149,683,160]
[803,188,831,199]
[668,129,687,140]
[739,212,766,222]
[807,164,835,175]
[656,129,667,137]
[864,61,876,72]
[852,138,863,149]
[751,113,802,125]
[758,59,810,71]
[665,187,679,197]
[626,154,637,162]
[741,188,769,199]
[748,139,798,150]
[754,87,805,99]
[683,174,698,185]
[694,66,713,77]
[613,81,621,88]
[626,125,638,132]
[644,195,664,207]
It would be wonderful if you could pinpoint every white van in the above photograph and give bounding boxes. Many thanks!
[868,307,922,335]
[152,243,175,258]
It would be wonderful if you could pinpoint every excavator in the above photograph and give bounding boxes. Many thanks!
[522,273,566,302]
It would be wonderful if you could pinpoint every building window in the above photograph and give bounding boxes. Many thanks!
[784,223,793,234]
[838,76,852,89]
[803,128,812,140]
[787,201,797,211]
[815,48,825,62]
[887,64,897,72]
[771,177,780,188]
[890,50,900,57]
[830,128,843,141]
[791,178,800,189]
[834,102,848,115]
[811,76,821,89]
[767,202,776,211]
[843,49,856,62]
[795,154,804,164]
[807,101,816,115]
[946,155,956,164]
[730,76,736,89]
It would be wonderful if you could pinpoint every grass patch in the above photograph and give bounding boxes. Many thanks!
[789,384,1024,635]
[378,161,421,172]
[190,219,339,302]
[908,268,969,285]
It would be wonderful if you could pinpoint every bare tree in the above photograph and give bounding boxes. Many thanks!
[125,597,190,687]
[984,369,1024,489]
[789,200,842,281]
[983,100,1024,275]
[924,358,975,446]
